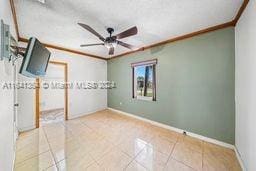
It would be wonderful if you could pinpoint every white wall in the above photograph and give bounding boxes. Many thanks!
[18,45,107,130]
[40,64,64,111]
[235,1,256,171]
[0,0,18,170]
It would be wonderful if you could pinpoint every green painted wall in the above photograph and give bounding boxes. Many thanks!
[107,28,235,144]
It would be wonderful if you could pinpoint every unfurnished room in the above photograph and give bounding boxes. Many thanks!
[0,0,255,170]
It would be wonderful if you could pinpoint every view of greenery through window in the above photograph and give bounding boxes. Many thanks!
[135,65,153,97]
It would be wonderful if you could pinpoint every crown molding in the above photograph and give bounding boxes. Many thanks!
[109,21,235,60]
[9,0,249,61]
[18,37,106,60]
[109,0,249,60]
[232,0,249,26]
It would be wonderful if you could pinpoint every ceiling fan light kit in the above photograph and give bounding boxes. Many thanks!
[104,40,117,49]
[78,23,138,55]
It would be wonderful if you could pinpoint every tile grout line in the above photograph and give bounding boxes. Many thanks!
[78,117,116,167]
[42,126,60,170]
[15,150,51,168]
[82,115,149,170]
[108,108,234,149]
[167,139,201,170]
[163,138,178,170]
[122,144,147,170]
[171,156,197,171]
[68,120,103,167]
[15,110,240,170]
[114,120,177,170]
[14,130,52,167]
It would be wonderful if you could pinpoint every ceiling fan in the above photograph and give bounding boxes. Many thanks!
[78,23,138,55]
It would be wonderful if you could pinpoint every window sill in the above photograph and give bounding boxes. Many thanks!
[133,96,156,102]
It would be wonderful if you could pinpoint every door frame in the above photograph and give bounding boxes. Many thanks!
[35,61,68,128]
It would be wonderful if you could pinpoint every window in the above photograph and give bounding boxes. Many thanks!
[132,59,157,101]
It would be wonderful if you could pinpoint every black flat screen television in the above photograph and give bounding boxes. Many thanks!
[19,37,51,77]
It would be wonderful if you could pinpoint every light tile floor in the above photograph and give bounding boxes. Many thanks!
[40,108,65,126]
[15,110,241,171]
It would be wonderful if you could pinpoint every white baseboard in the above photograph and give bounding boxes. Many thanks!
[12,150,16,171]
[18,108,107,132]
[108,107,234,149]
[234,147,246,171]
[18,125,36,132]
[69,108,108,119]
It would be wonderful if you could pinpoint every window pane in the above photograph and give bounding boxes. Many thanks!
[135,66,145,96]
[145,65,153,97]
[135,65,153,98]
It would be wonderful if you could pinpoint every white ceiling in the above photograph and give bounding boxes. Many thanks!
[14,0,243,58]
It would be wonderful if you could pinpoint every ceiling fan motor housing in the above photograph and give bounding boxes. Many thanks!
[105,28,118,48]
[107,28,114,35]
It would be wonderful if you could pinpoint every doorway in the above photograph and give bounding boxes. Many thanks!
[35,61,68,128]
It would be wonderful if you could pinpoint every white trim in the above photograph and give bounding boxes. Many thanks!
[234,147,246,171]
[108,107,234,149]
[68,108,108,119]
[136,96,153,101]
[18,108,107,132]
[18,125,36,132]
[12,149,16,171]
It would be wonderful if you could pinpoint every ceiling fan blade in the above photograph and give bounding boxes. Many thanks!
[78,23,105,41]
[114,26,137,39]
[80,43,104,47]
[117,41,135,50]
[109,47,114,55]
